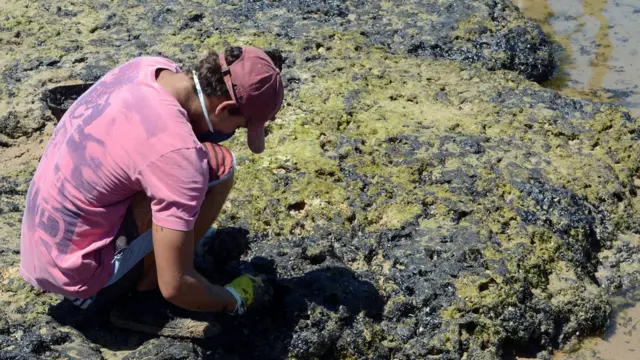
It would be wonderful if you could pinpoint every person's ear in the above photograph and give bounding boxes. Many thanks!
[215,100,237,116]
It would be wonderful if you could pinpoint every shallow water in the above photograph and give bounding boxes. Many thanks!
[516,0,640,117]
[552,295,639,360]
[517,1,640,358]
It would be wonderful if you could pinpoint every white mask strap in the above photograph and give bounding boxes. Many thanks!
[192,71,215,133]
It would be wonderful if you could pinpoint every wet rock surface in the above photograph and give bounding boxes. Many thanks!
[1,0,639,359]
[212,0,555,82]
[0,0,553,139]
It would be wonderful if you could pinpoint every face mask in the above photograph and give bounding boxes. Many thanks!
[192,71,215,133]
[196,129,236,144]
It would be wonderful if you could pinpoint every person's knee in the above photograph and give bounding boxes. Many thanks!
[205,171,234,201]
[200,141,235,188]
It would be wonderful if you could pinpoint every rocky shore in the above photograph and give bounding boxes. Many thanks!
[1,1,639,359]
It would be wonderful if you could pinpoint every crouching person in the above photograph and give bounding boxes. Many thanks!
[18,45,284,333]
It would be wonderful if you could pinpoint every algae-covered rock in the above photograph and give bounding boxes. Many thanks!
[209,33,639,358]
[0,274,104,360]
[122,338,202,360]
[0,0,553,139]
[0,0,639,359]
[212,0,555,82]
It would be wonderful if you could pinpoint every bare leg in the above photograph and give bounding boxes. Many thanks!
[135,173,235,291]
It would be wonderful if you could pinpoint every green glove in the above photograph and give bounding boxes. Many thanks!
[224,274,272,315]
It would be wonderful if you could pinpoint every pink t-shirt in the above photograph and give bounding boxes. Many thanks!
[19,57,209,299]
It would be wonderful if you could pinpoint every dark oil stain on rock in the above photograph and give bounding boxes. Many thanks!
[0,0,555,139]
[0,0,639,359]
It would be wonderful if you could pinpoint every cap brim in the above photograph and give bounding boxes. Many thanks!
[247,125,265,154]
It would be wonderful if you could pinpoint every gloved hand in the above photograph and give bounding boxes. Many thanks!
[224,274,272,315]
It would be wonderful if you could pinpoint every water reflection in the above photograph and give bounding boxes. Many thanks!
[553,292,640,360]
[583,0,611,90]
[517,0,640,117]
[515,3,640,358]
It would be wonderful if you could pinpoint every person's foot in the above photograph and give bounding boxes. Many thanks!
[109,290,221,339]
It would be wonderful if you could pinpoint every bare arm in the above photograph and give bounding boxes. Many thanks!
[152,223,237,312]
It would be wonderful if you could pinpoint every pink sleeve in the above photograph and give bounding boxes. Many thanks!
[136,148,209,231]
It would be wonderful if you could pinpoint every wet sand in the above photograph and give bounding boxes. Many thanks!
[553,294,639,360]
[517,1,640,358]
[516,0,640,117]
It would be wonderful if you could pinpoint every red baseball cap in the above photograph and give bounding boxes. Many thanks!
[220,45,284,154]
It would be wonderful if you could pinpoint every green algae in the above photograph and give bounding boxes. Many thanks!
[214,33,637,357]
[0,1,638,358]
[0,266,61,326]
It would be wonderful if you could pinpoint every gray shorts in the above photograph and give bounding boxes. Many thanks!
[67,179,230,310]
[66,139,235,310]
[68,222,218,310]
[66,205,153,310]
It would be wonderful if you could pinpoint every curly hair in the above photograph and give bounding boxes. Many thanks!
[191,46,284,100]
